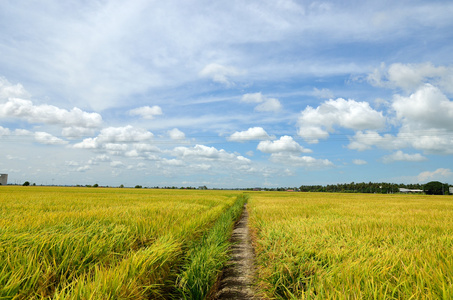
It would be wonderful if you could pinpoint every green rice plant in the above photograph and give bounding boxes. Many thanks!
[177,194,248,300]
[247,192,453,299]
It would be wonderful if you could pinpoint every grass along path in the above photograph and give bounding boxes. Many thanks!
[176,194,248,300]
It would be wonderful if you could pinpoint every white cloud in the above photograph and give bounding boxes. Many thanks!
[174,144,227,160]
[34,132,68,145]
[392,84,453,131]
[0,98,102,128]
[228,127,273,142]
[382,150,427,163]
[74,125,153,149]
[76,165,91,172]
[0,126,11,136]
[257,136,311,153]
[0,77,29,101]
[61,127,96,139]
[347,130,404,151]
[200,63,242,86]
[241,93,265,103]
[348,129,453,155]
[349,84,453,154]
[161,158,184,166]
[368,62,453,93]
[73,126,157,158]
[173,144,251,164]
[129,105,163,119]
[255,98,282,112]
[417,168,452,183]
[298,98,386,143]
[168,128,185,140]
[88,154,111,165]
[352,159,367,165]
[269,153,334,169]
[110,161,125,168]
[241,92,282,112]
[312,87,334,99]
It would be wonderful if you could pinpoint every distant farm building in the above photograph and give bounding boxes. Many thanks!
[0,174,7,185]
[450,187,453,194]
[399,188,423,193]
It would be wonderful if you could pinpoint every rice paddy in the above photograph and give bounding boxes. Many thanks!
[0,186,243,299]
[247,192,453,299]
[2,187,453,299]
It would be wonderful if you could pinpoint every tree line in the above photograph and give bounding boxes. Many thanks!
[299,181,450,195]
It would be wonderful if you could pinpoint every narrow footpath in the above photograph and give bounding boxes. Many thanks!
[214,204,258,299]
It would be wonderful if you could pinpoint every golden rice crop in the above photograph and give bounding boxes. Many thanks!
[0,186,241,299]
[247,192,453,299]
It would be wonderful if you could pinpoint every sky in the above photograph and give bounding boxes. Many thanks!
[1,0,453,188]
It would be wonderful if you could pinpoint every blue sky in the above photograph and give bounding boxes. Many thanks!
[1,0,453,188]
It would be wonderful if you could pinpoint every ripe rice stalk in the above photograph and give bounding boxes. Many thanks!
[247,192,453,299]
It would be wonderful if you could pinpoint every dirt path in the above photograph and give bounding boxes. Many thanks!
[213,204,258,299]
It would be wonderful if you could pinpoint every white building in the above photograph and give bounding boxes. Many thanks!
[0,174,7,185]
[399,188,423,193]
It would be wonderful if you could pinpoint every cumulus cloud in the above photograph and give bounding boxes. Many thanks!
[91,125,152,145]
[228,127,273,142]
[61,127,96,139]
[241,92,282,112]
[382,150,427,163]
[0,98,102,128]
[73,125,155,158]
[173,144,251,164]
[298,98,386,143]
[0,77,29,100]
[347,130,404,151]
[257,136,312,153]
[129,105,163,119]
[269,153,334,169]
[392,84,453,131]
[168,128,185,140]
[348,83,453,154]
[417,168,452,183]
[34,132,68,145]
[368,62,453,92]
[200,63,242,86]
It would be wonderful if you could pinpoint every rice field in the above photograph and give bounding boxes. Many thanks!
[0,186,244,299]
[247,192,453,299]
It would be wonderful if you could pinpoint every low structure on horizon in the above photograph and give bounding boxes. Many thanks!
[399,188,423,193]
[0,174,8,186]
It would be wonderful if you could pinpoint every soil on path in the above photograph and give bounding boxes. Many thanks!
[213,204,258,299]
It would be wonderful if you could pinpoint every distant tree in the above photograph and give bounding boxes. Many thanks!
[135,185,142,188]
[119,184,124,188]
[23,181,30,186]
[93,183,99,188]
[424,181,444,195]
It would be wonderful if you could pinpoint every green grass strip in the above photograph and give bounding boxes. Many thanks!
[176,194,247,300]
